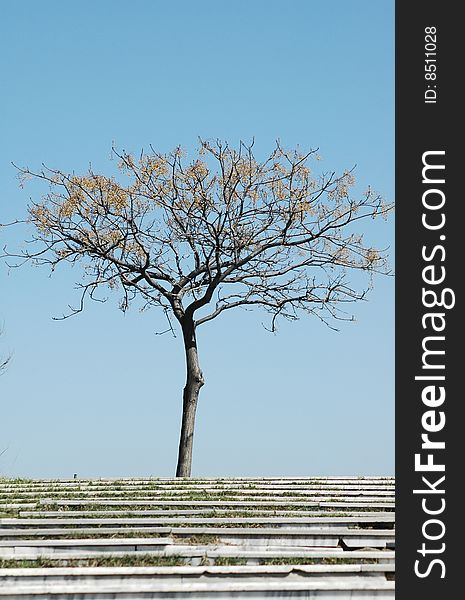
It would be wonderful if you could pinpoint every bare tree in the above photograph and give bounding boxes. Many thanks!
[12,140,392,476]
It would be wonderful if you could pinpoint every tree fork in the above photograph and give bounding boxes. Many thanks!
[175,318,204,477]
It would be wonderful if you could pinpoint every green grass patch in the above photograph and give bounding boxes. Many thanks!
[0,555,386,569]
[0,491,375,500]
[0,509,20,518]
[0,555,186,568]
[212,557,248,566]
[6,531,166,540]
[0,478,34,484]
[259,557,380,565]
[173,534,221,545]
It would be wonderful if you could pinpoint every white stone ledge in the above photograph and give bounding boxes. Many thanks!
[0,515,395,528]
[17,510,395,519]
[0,579,395,598]
[0,563,395,579]
[0,478,395,482]
[34,499,394,508]
[0,486,395,498]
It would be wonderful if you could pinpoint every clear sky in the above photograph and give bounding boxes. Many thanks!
[0,0,394,478]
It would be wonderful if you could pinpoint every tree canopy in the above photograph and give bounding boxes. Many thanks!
[17,140,391,332]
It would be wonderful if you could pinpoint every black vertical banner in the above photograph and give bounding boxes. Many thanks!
[396,2,460,597]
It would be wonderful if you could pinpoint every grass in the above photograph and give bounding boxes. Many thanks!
[0,509,20,518]
[0,555,384,569]
[4,532,222,544]
[0,492,346,501]
[0,486,393,496]
[0,555,187,568]
[210,557,249,566]
[2,531,166,540]
[259,557,380,565]
[15,510,360,520]
[32,503,393,513]
[173,534,221,545]
[0,521,282,539]
[0,491,390,501]
[0,478,33,484]
[0,524,286,540]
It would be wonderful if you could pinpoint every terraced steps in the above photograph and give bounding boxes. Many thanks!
[0,477,395,598]
[0,515,395,528]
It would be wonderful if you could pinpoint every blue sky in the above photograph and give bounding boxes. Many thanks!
[0,1,394,478]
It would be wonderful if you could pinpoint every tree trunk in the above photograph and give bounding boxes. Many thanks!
[175,318,204,477]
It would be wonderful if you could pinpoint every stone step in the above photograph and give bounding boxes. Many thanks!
[0,515,395,528]
[0,537,173,557]
[0,563,395,584]
[17,510,396,518]
[0,490,395,503]
[34,499,394,508]
[0,482,395,490]
[0,579,395,598]
[1,496,394,506]
[0,484,395,493]
[0,477,395,484]
[0,477,396,596]
[0,528,394,551]
[0,546,396,564]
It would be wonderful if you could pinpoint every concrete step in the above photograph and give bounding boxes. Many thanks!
[0,538,174,556]
[0,579,395,598]
[0,477,395,596]
[0,563,395,584]
[34,499,395,509]
[0,484,395,494]
[0,527,395,549]
[1,496,395,507]
[0,478,395,484]
[0,515,395,529]
[16,510,396,518]
[0,486,395,500]
[0,547,396,564]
